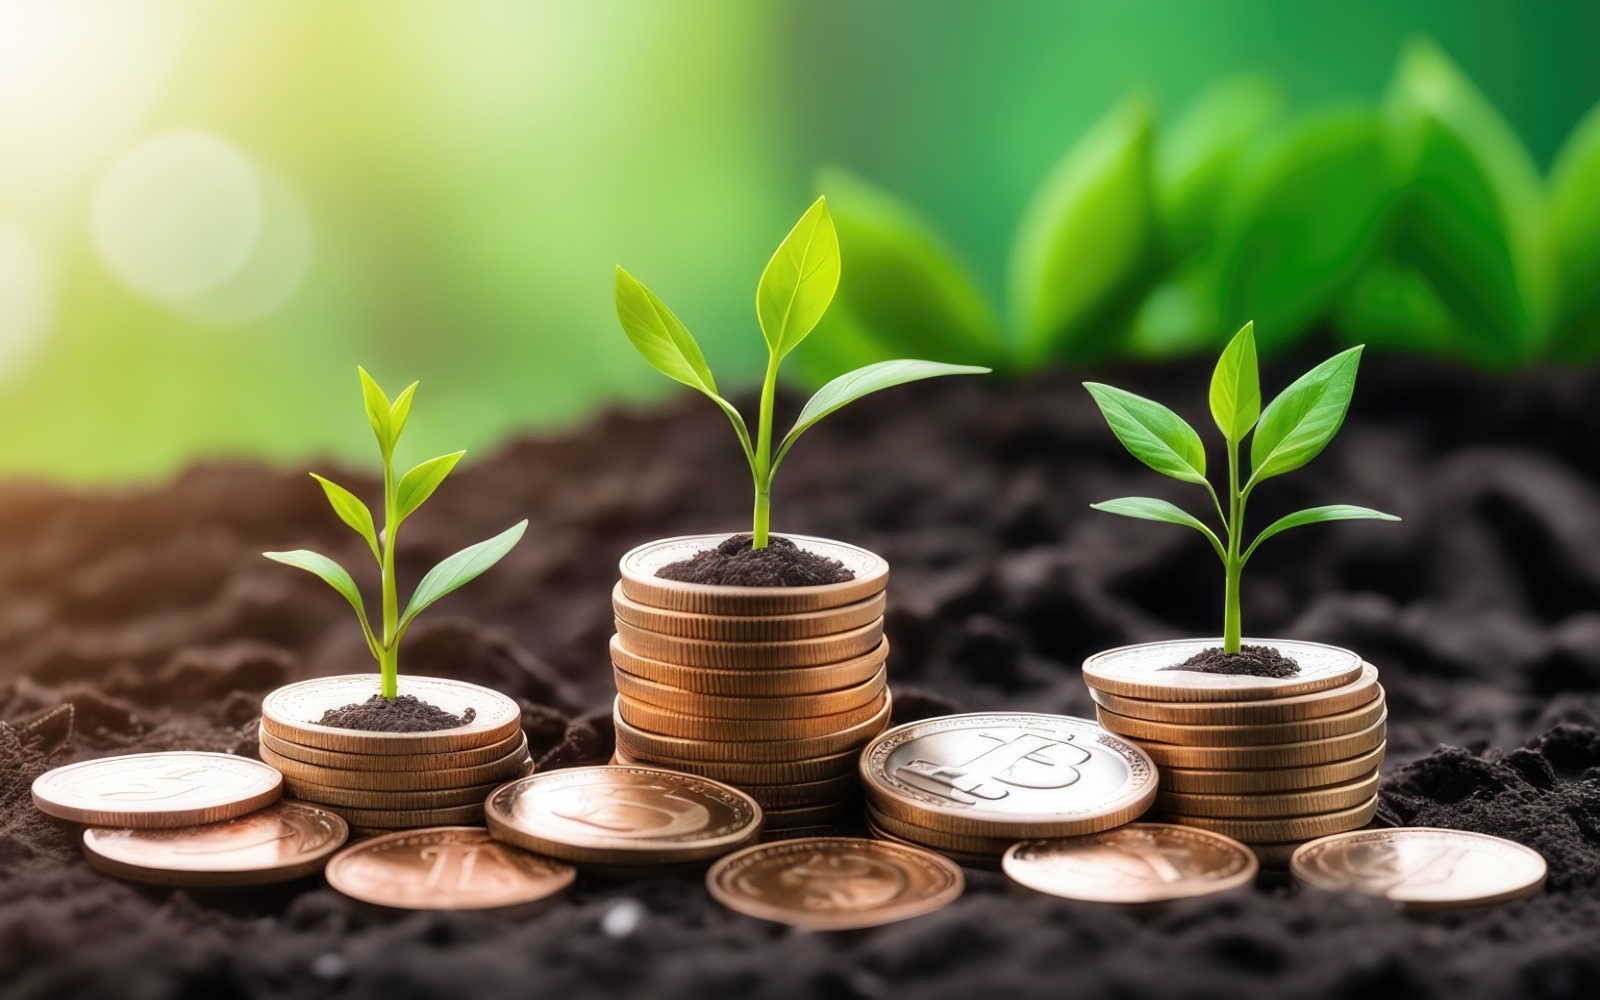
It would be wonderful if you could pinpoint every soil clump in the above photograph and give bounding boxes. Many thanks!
[654,533,854,586]
[1167,644,1301,677]
[316,694,476,732]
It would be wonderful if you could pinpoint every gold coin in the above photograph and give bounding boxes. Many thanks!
[616,691,887,741]
[865,805,1018,855]
[485,765,764,866]
[612,695,891,762]
[1096,688,1386,747]
[1082,638,1365,702]
[258,736,529,791]
[861,713,1158,839]
[1157,794,1379,842]
[614,617,884,669]
[613,582,886,641]
[612,744,862,784]
[1129,714,1386,770]
[1291,827,1547,911]
[1158,743,1386,794]
[1002,823,1258,903]
[261,675,522,754]
[283,778,505,810]
[325,826,575,909]
[80,800,347,886]
[259,724,526,771]
[762,824,860,843]
[1155,769,1381,818]
[706,837,962,930]
[1090,663,1381,724]
[619,534,888,616]
[762,799,860,830]
[1248,840,1308,868]
[741,775,859,810]
[612,665,887,719]
[33,751,282,828]
[321,801,486,828]
[612,635,889,697]
[866,817,1000,869]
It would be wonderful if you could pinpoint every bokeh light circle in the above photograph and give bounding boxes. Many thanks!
[0,223,54,380]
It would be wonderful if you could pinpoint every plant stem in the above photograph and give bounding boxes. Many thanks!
[1223,438,1243,654]
[753,488,771,549]
[380,451,398,699]
[751,352,781,549]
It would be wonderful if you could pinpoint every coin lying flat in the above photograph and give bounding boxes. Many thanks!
[613,696,891,762]
[325,826,575,909]
[1090,664,1381,725]
[613,666,887,719]
[616,691,887,741]
[259,725,526,771]
[1158,743,1387,795]
[486,766,763,866]
[741,774,859,810]
[1291,827,1546,910]
[1158,794,1378,842]
[1155,769,1381,819]
[258,736,529,791]
[33,752,282,828]
[1083,639,1364,702]
[619,534,888,616]
[615,617,884,669]
[706,837,962,930]
[861,714,1157,839]
[1129,713,1386,770]
[1003,823,1258,903]
[1096,690,1386,747]
[613,744,862,785]
[262,675,522,754]
[865,806,1019,855]
[282,778,503,810]
[81,800,347,886]
[613,583,887,642]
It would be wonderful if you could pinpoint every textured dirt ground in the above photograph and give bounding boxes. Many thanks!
[2,347,1599,999]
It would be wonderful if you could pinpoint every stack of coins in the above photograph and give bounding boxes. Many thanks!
[1083,638,1387,864]
[259,675,531,833]
[609,535,892,834]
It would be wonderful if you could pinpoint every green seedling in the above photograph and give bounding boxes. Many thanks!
[264,369,527,699]
[615,197,989,548]
[1084,321,1399,653]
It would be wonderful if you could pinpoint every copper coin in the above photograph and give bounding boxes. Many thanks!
[1096,688,1386,746]
[612,743,863,784]
[1156,794,1379,842]
[1155,769,1381,818]
[1158,743,1387,794]
[259,725,525,771]
[1290,827,1547,911]
[283,778,504,810]
[1128,714,1386,770]
[1003,823,1258,902]
[325,826,574,909]
[741,774,859,810]
[866,817,1000,869]
[262,675,522,754]
[619,534,888,615]
[258,736,529,790]
[612,665,887,719]
[613,582,886,641]
[322,801,486,828]
[864,806,1018,855]
[614,617,884,669]
[81,800,347,886]
[612,635,889,697]
[761,799,860,830]
[613,695,891,762]
[33,751,282,828]
[1082,639,1365,702]
[1090,663,1381,724]
[706,837,962,930]
[616,691,887,741]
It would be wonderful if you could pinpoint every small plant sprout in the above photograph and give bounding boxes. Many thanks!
[615,197,990,548]
[264,369,528,700]
[1084,322,1399,654]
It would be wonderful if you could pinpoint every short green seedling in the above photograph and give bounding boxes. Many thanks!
[1085,322,1399,653]
[264,369,527,699]
[616,197,990,548]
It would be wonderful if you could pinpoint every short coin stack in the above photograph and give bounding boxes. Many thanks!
[610,535,892,834]
[1084,639,1386,865]
[259,675,531,834]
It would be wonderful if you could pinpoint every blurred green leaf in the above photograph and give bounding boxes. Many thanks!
[1209,322,1260,444]
[395,451,464,523]
[1089,496,1223,557]
[1250,346,1363,485]
[357,367,394,457]
[400,520,527,631]
[1126,262,1224,359]
[1244,504,1400,561]
[1158,76,1284,256]
[263,549,376,653]
[787,306,899,388]
[757,197,841,359]
[1548,98,1600,362]
[1083,382,1208,485]
[1333,255,1453,354]
[310,474,380,561]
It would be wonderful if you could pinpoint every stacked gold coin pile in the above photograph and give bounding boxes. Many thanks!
[1083,639,1387,865]
[259,675,531,833]
[610,535,893,834]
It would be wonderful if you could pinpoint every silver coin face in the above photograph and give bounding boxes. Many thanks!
[1083,639,1363,700]
[1291,828,1547,909]
[861,714,1157,827]
[1004,823,1258,903]
[262,675,521,749]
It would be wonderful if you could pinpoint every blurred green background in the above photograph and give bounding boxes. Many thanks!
[0,0,1596,482]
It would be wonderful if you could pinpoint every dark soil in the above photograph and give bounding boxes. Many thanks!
[316,694,476,732]
[654,533,855,586]
[1167,644,1301,677]
[4,345,1600,999]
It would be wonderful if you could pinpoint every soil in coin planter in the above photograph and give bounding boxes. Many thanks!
[654,533,854,586]
[1167,644,1301,677]
[316,693,477,732]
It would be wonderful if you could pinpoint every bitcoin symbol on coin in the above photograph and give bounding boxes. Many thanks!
[764,850,906,912]
[549,784,711,838]
[893,731,1091,805]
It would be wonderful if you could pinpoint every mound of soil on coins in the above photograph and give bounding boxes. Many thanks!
[5,342,1600,999]
[655,533,855,586]
[1167,644,1302,677]
[316,694,476,732]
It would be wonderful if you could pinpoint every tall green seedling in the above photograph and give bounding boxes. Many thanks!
[616,197,990,549]
[1084,322,1398,652]
[264,369,528,699]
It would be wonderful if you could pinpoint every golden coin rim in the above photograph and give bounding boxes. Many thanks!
[612,666,887,719]
[322,802,487,826]
[616,690,887,740]
[283,778,504,809]
[258,724,526,771]
[325,826,575,909]
[1002,823,1258,903]
[1157,794,1379,841]
[612,582,887,641]
[740,774,860,810]
[611,635,889,696]
[619,534,889,615]
[1096,688,1386,747]
[1157,743,1387,794]
[79,801,349,887]
[614,616,885,669]
[261,675,522,753]
[761,800,860,829]
[1130,715,1387,770]
[1289,827,1547,909]
[865,806,1018,855]
[612,744,862,784]
[32,751,283,828]
[258,736,529,791]
[1082,638,1365,702]
[1090,663,1381,724]
[613,695,891,761]
[1154,769,1382,819]
[866,819,1002,869]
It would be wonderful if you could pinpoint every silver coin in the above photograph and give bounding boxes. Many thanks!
[1082,638,1364,702]
[1291,827,1547,910]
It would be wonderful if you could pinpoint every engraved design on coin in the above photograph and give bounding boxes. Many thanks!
[762,849,908,912]
[1291,828,1547,909]
[81,801,348,885]
[895,730,1092,804]
[326,827,575,910]
[33,752,282,826]
[550,784,713,839]
[1004,824,1257,902]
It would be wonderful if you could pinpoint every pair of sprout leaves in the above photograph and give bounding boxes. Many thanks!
[264,370,527,699]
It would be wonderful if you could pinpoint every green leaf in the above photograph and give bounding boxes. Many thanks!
[774,359,990,470]
[263,549,376,654]
[357,367,393,456]
[1082,383,1208,485]
[1209,321,1260,443]
[1089,497,1224,558]
[1011,95,1158,364]
[1249,346,1363,485]
[388,382,418,448]
[1244,504,1400,562]
[309,474,380,562]
[615,266,719,396]
[756,197,841,359]
[1548,97,1600,362]
[1333,255,1454,354]
[395,451,464,523]
[400,520,528,631]
[1158,76,1284,256]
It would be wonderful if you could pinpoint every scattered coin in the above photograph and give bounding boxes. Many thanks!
[1097,689,1386,747]
[262,675,522,754]
[325,826,575,910]
[1082,638,1364,702]
[1128,713,1386,770]
[618,534,888,616]
[614,616,884,669]
[706,837,963,930]
[81,800,348,886]
[1089,663,1381,725]
[1003,823,1258,903]
[1156,743,1386,795]
[258,736,529,791]
[612,582,886,641]
[1158,794,1378,842]
[259,724,526,771]
[616,691,886,741]
[611,635,889,697]
[33,751,282,828]
[1291,827,1547,910]
[1155,769,1381,819]
[612,744,862,785]
[613,695,891,762]
[612,666,887,719]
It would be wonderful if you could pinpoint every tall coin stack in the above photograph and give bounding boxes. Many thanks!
[610,535,893,835]
[259,676,532,834]
[1083,639,1386,866]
